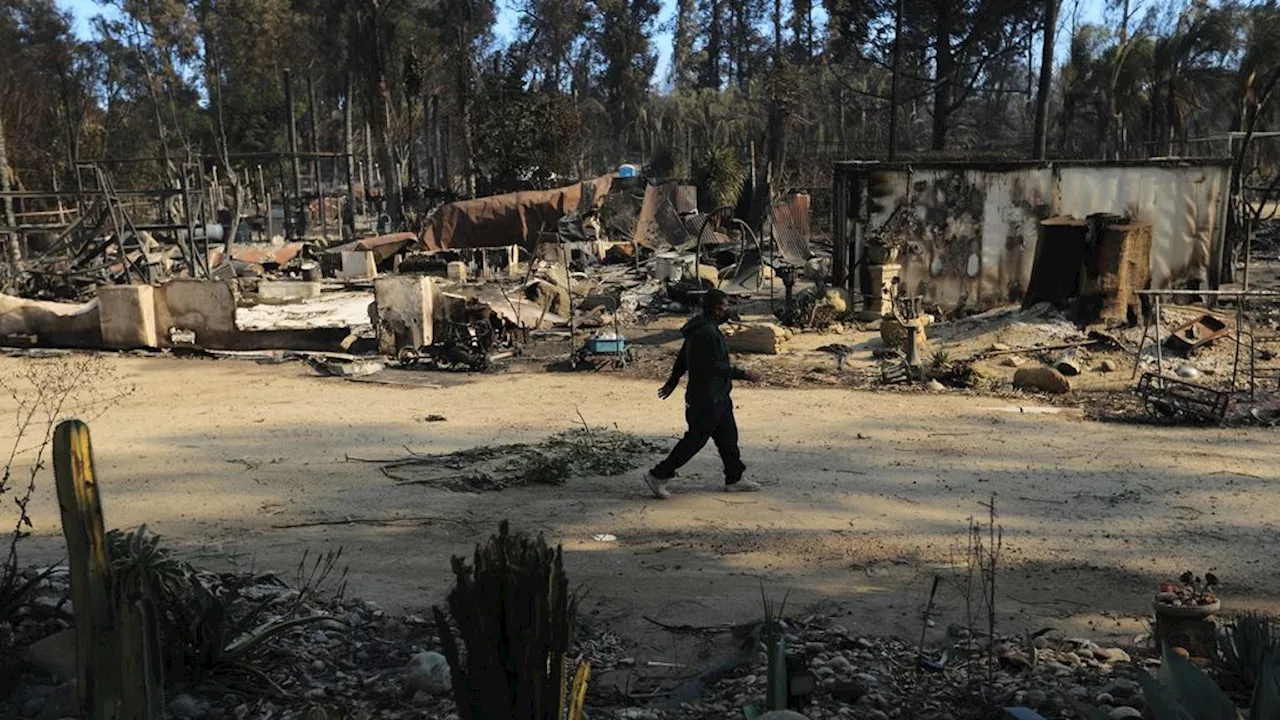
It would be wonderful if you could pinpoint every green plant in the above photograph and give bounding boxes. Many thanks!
[108,525,192,608]
[1091,645,1280,720]
[929,349,951,369]
[692,145,746,211]
[1219,614,1280,697]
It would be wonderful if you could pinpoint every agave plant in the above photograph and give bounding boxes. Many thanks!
[1219,614,1280,697]
[1085,645,1280,720]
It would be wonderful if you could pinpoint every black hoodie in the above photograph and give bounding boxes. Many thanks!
[665,312,747,405]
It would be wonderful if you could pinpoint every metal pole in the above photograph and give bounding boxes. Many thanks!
[1154,294,1164,379]
[284,69,303,240]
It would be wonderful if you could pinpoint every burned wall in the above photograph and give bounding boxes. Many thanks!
[844,160,1229,311]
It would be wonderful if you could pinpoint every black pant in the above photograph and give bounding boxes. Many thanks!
[651,399,745,484]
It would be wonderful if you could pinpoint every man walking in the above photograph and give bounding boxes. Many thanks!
[645,289,762,499]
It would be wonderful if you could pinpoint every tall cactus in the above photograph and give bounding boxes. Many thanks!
[433,520,578,720]
[54,420,161,719]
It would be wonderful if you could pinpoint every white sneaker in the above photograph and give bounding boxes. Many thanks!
[724,479,761,492]
[644,472,672,499]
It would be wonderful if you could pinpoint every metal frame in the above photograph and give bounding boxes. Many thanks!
[1131,288,1280,402]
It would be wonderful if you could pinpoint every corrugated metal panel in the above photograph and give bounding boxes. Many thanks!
[770,199,813,266]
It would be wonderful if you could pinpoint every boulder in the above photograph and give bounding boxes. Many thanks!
[1013,366,1072,394]
[405,651,452,696]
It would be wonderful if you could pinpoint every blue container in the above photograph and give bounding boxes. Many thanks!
[587,337,627,354]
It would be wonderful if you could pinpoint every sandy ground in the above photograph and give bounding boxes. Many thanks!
[3,352,1279,666]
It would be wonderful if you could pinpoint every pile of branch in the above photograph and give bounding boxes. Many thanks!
[361,426,658,492]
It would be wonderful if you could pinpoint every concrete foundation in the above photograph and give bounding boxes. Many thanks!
[98,284,158,349]
[374,275,434,357]
[258,281,322,305]
[340,251,377,280]
[153,279,238,348]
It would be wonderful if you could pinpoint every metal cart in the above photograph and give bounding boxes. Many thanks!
[571,295,634,370]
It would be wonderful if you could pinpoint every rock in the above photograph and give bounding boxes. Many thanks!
[926,379,946,392]
[170,693,211,720]
[1176,364,1201,379]
[1025,690,1048,707]
[1098,359,1118,373]
[1068,685,1090,700]
[1055,357,1083,376]
[21,628,78,682]
[863,711,890,720]
[38,682,77,720]
[1002,355,1028,367]
[855,672,879,687]
[804,641,827,654]
[1101,678,1138,696]
[1033,636,1050,650]
[829,678,867,703]
[1096,693,1116,705]
[1095,647,1132,664]
[405,651,452,696]
[1109,707,1143,720]
[1013,366,1072,394]
[758,712,812,720]
[992,343,1012,352]
[1172,646,1191,658]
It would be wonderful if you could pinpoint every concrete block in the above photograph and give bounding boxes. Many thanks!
[340,250,378,280]
[153,279,237,348]
[375,275,434,357]
[257,280,322,305]
[862,263,902,318]
[98,284,158,349]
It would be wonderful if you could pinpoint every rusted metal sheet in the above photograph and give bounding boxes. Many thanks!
[770,195,814,266]
[838,160,1231,310]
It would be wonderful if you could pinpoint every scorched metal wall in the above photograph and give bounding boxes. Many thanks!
[833,160,1230,310]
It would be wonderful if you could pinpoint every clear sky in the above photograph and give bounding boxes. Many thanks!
[57,0,1109,88]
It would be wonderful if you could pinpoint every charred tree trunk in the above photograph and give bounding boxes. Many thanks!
[0,112,19,269]
[706,0,724,90]
[455,27,477,198]
[673,0,695,92]
[931,0,954,152]
[1032,0,1058,160]
[888,0,905,160]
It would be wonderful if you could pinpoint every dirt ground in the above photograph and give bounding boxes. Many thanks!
[4,350,1279,671]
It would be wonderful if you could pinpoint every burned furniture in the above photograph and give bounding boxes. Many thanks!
[1132,372,1230,424]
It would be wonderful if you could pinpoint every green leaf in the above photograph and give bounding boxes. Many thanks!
[222,614,334,662]
[1158,645,1239,720]
[1139,669,1197,720]
[1250,664,1280,720]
